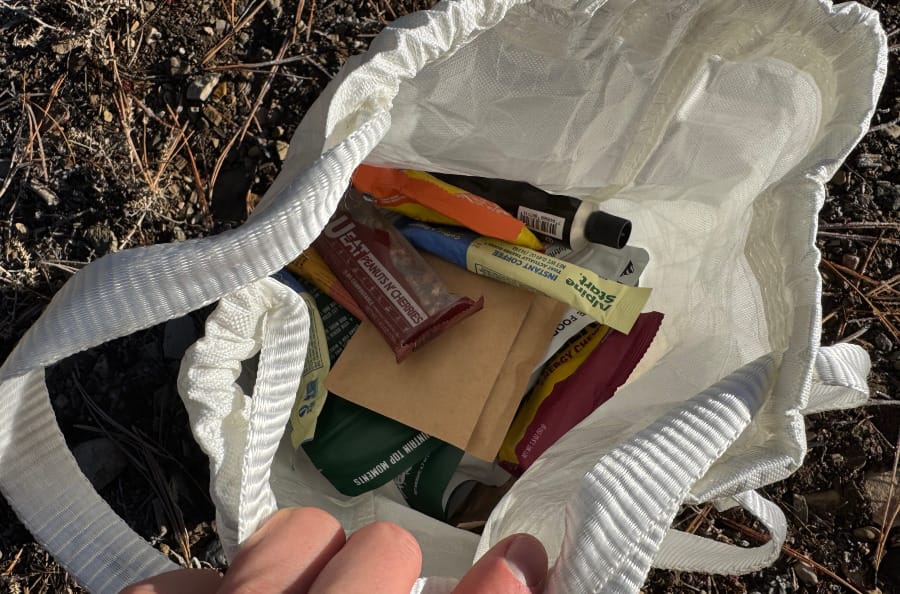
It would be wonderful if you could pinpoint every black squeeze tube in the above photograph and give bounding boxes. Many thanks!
[431,173,631,251]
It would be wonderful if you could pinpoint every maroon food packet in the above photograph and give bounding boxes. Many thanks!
[315,188,484,362]
[499,312,664,476]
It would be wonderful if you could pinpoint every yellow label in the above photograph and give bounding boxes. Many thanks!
[290,293,331,448]
[381,202,461,227]
[499,324,609,464]
[466,238,651,334]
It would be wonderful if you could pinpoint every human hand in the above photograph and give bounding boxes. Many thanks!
[121,507,547,594]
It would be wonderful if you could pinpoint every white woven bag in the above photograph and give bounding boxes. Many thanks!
[0,0,886,592]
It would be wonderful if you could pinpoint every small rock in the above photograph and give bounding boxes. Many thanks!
[29,181,59,206]
[832,170,847,185]
[187,73,221,101]
[267,0,282,17]
[202,25,214,36]
[148,27,162,43]
[144,1,156,11]
[85,224,118,254]
[874,333,893,352]
[275,140,290,161]
[202,104,223,127]
[214,19,228,35]
[169,56,182,75]
[102,108,114,123]
[841,253,860,270]
[14,222,27,234]
[73,438,128,491]
[52,37,82,55]
[863,471,900,529]
[172,227,186,242]
[852,526,880,541]
[856,153,881,168]
[164,315,198,360]
[801,489,842,509]
[883,124,900,139]
[793,563,818,586]
[212,81,229,99]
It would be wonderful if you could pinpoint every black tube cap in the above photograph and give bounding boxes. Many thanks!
[584,211,631,249]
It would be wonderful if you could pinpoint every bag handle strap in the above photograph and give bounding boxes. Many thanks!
[0,115,390,594]
[803,343,871,414]
[476,354,783,593]
[177,278,310,559]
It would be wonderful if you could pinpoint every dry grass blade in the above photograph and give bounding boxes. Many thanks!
[207,54,311,71]
[107,35,156,193]
[874,430,900,570]
[869,272,900,298]
[686,503,714,534]
[292,0,306,44]
[306,0,315,42]
[22,98,48,182]
[2,547,24,576]
[822,260,900,341]
[818,231,900,246]
[0,119,24,200]
[819,221,900,230]
[208,37,290,205]
[716,516,866,594]
[165,105,211,224]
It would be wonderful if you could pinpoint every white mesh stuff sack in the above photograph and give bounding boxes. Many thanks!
[0,0,886,592]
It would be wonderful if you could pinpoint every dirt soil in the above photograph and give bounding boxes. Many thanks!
[0,0,898,592]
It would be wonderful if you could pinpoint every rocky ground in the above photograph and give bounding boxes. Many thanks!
[0,0,897,592]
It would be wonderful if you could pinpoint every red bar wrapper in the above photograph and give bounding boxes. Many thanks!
[315,188,484,362]
[499,312,663,475]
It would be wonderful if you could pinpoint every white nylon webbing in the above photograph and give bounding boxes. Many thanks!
[803,343,871,414]
[542,354,777,594]
[0,115,389,594]
[655,490,785,573]
[178,278,310,558]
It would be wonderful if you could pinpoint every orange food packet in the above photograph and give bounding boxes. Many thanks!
[287,248,368,322]
[351,165,544,251]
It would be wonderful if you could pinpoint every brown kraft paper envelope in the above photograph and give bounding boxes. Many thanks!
[326,256,566,460]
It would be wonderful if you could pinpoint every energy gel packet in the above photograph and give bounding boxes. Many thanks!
[271,270,331,447]
[499,312,664,475]
[287,247,368,322]
[352,165,544,250]
[397,221,652,335]
[315,189,484,362]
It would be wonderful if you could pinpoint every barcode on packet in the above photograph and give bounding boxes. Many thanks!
[516,206,566,240]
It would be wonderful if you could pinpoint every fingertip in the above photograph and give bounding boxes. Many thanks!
[502,534,548,592]
[453,534,548,594]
